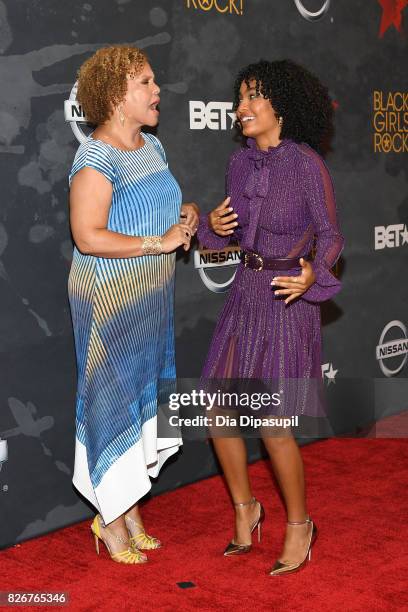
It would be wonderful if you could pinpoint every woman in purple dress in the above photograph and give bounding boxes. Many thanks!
[198,60,344,575]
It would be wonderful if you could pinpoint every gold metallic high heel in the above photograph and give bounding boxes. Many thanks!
[91,514,148,564]
[269,516,317,576]
[125,514,162,551]
[224,497,265,556]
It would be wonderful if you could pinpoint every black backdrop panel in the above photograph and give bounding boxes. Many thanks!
[0,0,407,548]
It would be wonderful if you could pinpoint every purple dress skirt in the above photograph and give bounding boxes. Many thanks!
[197,138,344,422]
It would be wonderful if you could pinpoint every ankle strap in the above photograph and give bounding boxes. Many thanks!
[233,496,256,507]
[125,515,143,528]
[97,514,128,544]
[287,516,311,526]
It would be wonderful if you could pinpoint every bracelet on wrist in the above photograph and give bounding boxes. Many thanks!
[142,235,162,255]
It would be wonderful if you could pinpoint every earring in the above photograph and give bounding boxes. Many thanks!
[118,106,125,127]
[278,116,283,127]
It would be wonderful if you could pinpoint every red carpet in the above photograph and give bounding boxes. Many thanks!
[1,438,408,611]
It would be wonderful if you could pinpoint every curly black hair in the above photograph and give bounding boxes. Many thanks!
[233,59,334,153]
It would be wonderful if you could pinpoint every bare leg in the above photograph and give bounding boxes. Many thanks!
[209,339,261,543]
[262,434,312,563]
[124,503,144,528]
[212,436,260,545]
[98,512,147,560]
[125,502,162,548]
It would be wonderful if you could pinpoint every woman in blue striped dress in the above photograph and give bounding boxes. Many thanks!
[68,46,198,564]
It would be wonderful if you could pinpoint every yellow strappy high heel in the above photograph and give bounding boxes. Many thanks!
[91,515,148,564]
[125,514,162,551]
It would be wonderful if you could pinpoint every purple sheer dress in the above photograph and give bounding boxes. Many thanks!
[198,138,344,418]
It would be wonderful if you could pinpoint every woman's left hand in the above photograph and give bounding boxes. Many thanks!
[180,202,200,234]
[271,258,316,305]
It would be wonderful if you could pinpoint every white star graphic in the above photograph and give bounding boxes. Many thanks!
[400,225,408,246]
[325,363,338,384]
[228,111,236,129]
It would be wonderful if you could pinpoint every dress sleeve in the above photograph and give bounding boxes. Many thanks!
[69,141,115,186]
[197,154,235,249]
[300,148,345,303]
[146,134,168,167]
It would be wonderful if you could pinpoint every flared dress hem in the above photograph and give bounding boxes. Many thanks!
[73,416,182,524]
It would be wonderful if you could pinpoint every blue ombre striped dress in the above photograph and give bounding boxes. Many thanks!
[68,133,182,524]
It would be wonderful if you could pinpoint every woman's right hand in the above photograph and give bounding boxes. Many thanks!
[208,196,239,237]
[161,223,193,253]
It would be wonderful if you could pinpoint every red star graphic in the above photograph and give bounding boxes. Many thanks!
[378,0,408,37]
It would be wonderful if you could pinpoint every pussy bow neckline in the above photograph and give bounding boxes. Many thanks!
[241,138,293,250]
[246,137,293,167]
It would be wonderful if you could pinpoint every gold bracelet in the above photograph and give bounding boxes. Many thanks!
[142,235,162,255]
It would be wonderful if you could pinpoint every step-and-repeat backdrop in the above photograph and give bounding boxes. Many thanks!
[0,0,407,548]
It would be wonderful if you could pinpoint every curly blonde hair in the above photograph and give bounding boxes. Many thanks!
[76,46,147,125]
